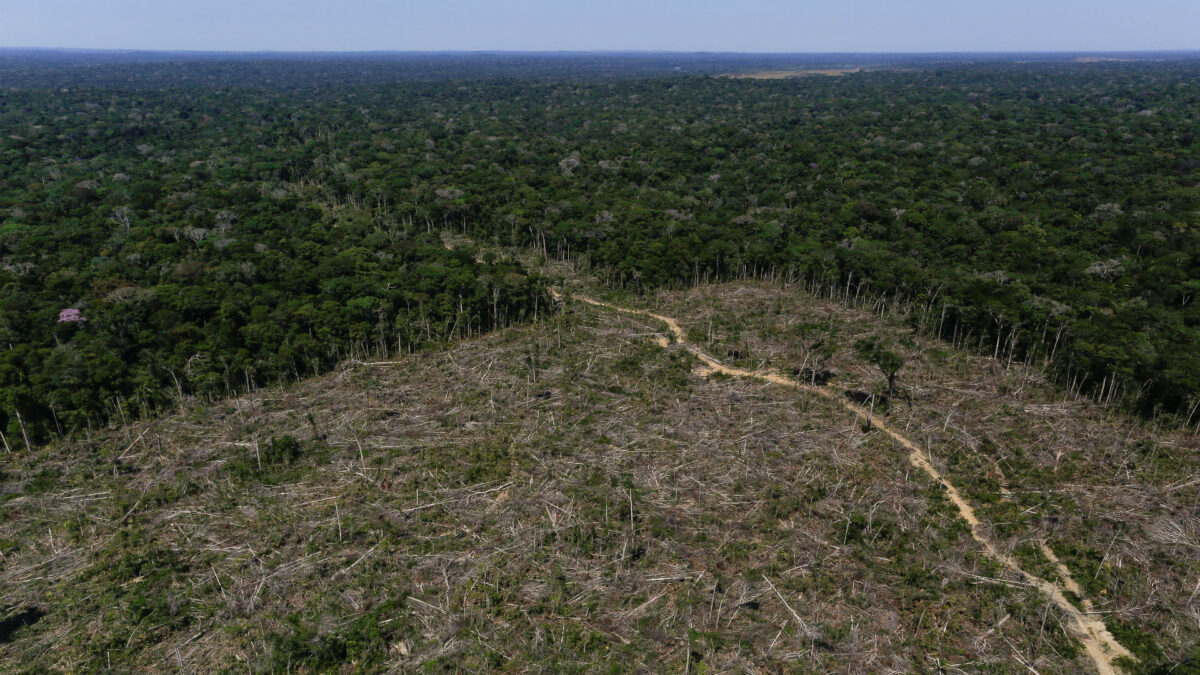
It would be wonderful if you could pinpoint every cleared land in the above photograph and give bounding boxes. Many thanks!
[558,289,1133,674]
[0,278,1196,672]
[721,68,862,79]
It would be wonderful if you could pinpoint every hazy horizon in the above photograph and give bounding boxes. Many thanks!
[4,47,1200,56]
[2,1,1198,53]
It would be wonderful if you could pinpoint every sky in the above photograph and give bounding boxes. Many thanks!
[1,0,1198,53]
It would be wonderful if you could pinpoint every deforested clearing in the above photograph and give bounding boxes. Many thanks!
[722,68,861,78]
[2,279,1195,673]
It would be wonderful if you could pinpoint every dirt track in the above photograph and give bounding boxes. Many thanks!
[558,290,1134,675]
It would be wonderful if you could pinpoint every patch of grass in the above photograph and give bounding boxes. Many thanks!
[225,434,331,484]
[24,467,61,494]
[268,596,411,673]
[1135,643,1200,674]
[1106,618,1165,663]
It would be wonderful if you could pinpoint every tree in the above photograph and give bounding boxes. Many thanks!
[854,336,904,399]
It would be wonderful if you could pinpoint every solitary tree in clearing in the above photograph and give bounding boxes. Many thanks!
[854,336,904,399]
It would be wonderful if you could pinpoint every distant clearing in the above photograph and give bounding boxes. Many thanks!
[1073,57,1138,63]
[722,68,863,79]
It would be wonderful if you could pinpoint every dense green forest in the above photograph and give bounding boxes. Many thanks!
[2,54,1200,445]
[9,49,1178,88]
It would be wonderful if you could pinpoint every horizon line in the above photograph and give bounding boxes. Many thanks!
[3,46,1200,56]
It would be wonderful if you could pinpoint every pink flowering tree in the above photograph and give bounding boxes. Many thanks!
[57,308,87,324]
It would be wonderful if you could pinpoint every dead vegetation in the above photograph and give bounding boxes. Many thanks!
[599,279,1200,672]
[0,278,1195,673]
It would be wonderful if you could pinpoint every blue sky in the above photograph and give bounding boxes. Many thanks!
[2,0,1197,52]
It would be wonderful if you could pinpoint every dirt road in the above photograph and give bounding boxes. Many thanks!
[558,290,1134,675]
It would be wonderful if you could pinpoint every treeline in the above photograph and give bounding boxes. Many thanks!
[0,50,1061,90]
[2,59,1199,444]
[0,80,547,446]
[343,66,1197,418]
